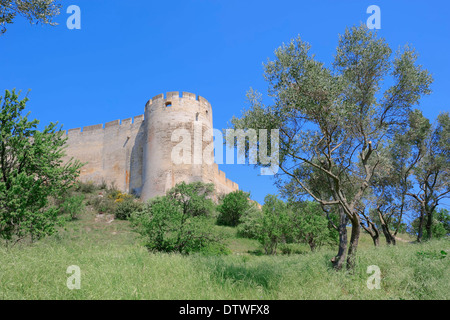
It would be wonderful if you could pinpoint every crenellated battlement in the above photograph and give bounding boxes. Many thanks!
[145,91,212,112]
[213,163,239,191]
[64,114,145,136]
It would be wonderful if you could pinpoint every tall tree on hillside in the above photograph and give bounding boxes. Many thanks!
[367,110,430,245]
[407,111,450,242]
[229,25,432,269]
[0,0,61,35]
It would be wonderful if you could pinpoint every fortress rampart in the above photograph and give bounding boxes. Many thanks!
[62,92,239,201]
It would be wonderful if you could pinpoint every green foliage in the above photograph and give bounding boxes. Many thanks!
[289,201,338,251]
[131,182,226,254]
[411,208,450,239]
[432,208,450,238]
[230,24,434,268]
[0,90,82,245]
[115,199,143,220]
[0,194,449,299]
[217,190,252,226]
[407,111,450,241]
[416,250,447,260]
[0,0,61,35]
[166,181,215,217]
[237,197,338,254]
[91,195,116,215]
[257,195,291,255]
[237,205,264,239]
[76,181,97,194]
[60,195,85,220]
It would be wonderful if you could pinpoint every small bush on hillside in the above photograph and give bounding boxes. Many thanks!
[166,181,216,217]
[257,195,291,255]
[99,180,108,190]
[60,195,85,220]
[131,182,226,254]
[90,194,116,215]
[76,181,97,194]
[216,190,252,227]
[115,199,143,220]
[237,206,263,239]
[289,201,339,251]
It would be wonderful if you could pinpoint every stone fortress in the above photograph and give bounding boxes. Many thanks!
[63,92,239,201]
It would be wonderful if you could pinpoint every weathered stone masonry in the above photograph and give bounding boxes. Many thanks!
[62,92,239,201]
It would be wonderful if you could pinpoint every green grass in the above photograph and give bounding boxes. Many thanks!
[0,206,448,300]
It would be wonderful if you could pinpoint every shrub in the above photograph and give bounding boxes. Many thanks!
[60,195,85,220]
[115,199,143,220]
[91,194,116,215]
[289,201,339,251]
[166,181,215,217]
[131,182,226,254]
[0,90,82,245]
[257,195,291,255]
[410,208,450,239]
[108,190,134,203]
[237,205,263,239]
[216,190,252,226]
[99,180,108,190]
[76,181,97,194]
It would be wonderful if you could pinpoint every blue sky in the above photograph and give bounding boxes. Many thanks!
[1,0,449,206]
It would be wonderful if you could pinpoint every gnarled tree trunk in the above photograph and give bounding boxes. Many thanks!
[377,209,396,245]
[347,214,361,270]
[361,220,380,247]
[331,209,348,270]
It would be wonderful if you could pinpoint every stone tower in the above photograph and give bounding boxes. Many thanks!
[141,91,216,199]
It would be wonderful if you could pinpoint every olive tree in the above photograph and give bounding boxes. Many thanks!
[0,0,61,35]
[229,25,432,269]
[407,111,450,242]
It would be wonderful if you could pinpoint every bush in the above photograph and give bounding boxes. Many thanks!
[216,190,252,227]
[76,181,97,194]
[91,194,116,215]
[167,181,215,217]
[115,199,143,220]
[131,182,226,254]
[60,195,85,220]
[237,205,263,239]
[257,195,291,255]
[289,201,338,251]
[0,90,82,245]
[410,208,450,239]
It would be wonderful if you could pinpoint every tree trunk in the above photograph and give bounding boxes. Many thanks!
[425,209,433,240]
[381,224,396,245]
[331,209,348,270]
[347,214,360,270]
[417,209,425,243]
[378,210,396,245]
[372,234,380,247]
[308,237,316,252]
[360,221,379,247]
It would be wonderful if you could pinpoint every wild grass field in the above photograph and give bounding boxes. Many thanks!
[0,199,448,300]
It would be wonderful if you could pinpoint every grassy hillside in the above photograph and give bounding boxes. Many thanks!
[0,204,448,300]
